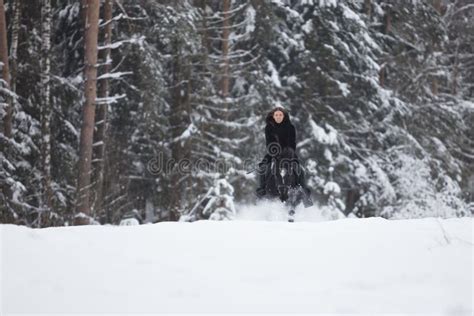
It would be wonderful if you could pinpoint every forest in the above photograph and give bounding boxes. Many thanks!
[1,0,473,227]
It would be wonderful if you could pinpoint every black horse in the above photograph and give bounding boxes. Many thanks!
[259,147,313,222]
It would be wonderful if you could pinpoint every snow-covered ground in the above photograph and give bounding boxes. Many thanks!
[1,203,472,315]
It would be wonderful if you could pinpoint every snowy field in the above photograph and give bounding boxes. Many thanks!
[1,202,472,315]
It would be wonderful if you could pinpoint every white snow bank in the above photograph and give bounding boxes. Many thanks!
[1,216,472,314]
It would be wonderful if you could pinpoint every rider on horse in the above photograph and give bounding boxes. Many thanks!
[256,106,311,200]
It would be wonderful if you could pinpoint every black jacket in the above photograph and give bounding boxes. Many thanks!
[264,108,296,156]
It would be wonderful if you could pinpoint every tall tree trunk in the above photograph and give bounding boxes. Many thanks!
[220,0,230,98]
[76,0,100,224]
[40,0,53,221]
[0,0,12,207]
[169,45,183,221]
[10,0,21,95]
[94,0,113,220]
[220,0,231,140]
[0,0,11,138]
[168,38,193,221]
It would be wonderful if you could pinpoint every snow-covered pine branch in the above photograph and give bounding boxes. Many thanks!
[97,35,145,50]
[95,94,126,104]
[97,71,132,80]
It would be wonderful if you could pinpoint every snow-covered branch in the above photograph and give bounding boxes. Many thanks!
[97,71,133,80]
[98,36,145,50]
[95,94,126,104]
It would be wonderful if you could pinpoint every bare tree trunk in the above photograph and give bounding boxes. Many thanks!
[383,8,391,34]
[94,0,113,219]
[220,0,231,140]
[379,64,385,87]
[0,0,12,207]
[220,0,230,98]
[364,0,371,19]
[452,39,459,95]
[431,77,439,95]
[76,0,100,224]
[40,0,53,220]
[0,0,12,139]
[10,0,21,95]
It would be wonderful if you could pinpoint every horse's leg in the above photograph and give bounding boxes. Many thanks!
[294,163,313,208]
[274,157,287,202]
[281,162,298,222]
